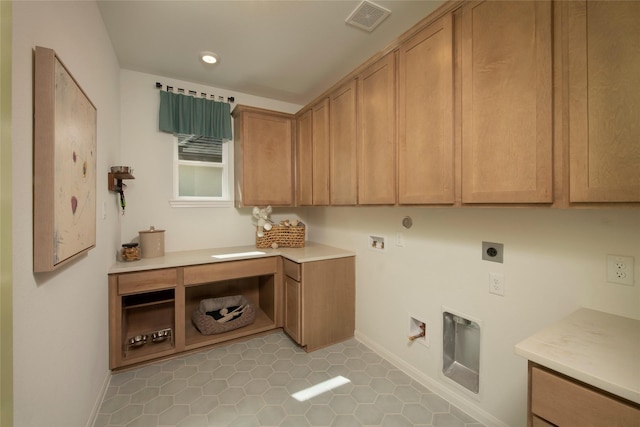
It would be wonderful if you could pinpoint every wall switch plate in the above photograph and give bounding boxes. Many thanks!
[607,255,634,286]
[482,241,504,263]
[489,272,505,296]
[396,232,404,247]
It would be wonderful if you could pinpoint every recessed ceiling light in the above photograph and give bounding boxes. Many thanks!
[200,51,218,64]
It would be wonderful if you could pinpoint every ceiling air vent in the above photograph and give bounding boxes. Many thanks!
[345,0,391,32]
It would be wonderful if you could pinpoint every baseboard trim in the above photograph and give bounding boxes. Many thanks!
[354,330,508,427]
[85,371,111,427]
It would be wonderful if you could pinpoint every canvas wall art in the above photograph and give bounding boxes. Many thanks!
[33,46,97,272]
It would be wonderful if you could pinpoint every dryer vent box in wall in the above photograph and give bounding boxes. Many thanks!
[443,311,480,394]
[482,241,503,263]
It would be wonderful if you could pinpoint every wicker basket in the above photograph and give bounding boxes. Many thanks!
[256,224,305,248]
[191,295,256,335]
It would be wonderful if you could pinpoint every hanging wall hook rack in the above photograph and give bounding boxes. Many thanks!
[108,167,135,215]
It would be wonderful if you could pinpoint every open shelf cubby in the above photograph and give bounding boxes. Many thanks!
[121,289,176,362]
[184,275,276,350]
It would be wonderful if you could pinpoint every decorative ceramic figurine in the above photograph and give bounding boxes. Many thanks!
[252,205,274,237]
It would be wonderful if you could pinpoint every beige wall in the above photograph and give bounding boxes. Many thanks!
[12,2,121,426]
[304,206,640,426]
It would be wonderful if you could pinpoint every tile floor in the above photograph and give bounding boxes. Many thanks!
[94,332,483,427]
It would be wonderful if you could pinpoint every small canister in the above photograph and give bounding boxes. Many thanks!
[139,226,165,258]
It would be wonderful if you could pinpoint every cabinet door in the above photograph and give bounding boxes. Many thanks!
[296,109,313,206]
[358,52,397,205]
[461,1,553,203]
[301,257,355,352]
[284,277,302,345]
[398,13,454,204]
[233,106,294,206]
[330,80,358,205]
[567,1,640,202]
[312,98,330,205]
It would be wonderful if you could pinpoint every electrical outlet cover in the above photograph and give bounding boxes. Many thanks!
[607,255,634,286]
[489,272,505,296]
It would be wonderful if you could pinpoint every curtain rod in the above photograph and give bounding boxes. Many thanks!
[155,82,235,104]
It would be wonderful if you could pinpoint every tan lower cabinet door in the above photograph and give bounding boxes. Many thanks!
[284,276,302,344]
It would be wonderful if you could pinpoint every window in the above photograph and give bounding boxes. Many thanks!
[170,134,233,207]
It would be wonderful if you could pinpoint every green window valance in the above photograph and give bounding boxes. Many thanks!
[159,90,232,140]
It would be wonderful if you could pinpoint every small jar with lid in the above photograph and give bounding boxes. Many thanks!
[121,243,140,261]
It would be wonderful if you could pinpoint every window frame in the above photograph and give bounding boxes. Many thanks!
[169,134,234,208]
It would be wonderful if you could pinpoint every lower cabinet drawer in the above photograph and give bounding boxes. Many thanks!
[117,268,177,295]
[283,258,301,281]
[531,366,640,427]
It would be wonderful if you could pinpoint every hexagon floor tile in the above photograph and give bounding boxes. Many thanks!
[94,332,484,427]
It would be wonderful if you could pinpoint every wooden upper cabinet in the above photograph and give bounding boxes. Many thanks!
[330,80,358,205]
[461,0,553,203]
[312,98,330,205]
[567,1,640,202]
[232,105,294,207]
[357,52,397,205]
[296,109,313,206]
[398,13,454,205]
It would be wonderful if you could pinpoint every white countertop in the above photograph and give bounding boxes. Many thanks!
[515,308,640,404]
[109,242,355,274]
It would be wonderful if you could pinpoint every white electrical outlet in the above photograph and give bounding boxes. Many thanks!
[396,232,404,247]
[607,255,634,286]
[489,272,505,296]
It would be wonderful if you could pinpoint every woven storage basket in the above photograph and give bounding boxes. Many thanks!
[191,295,256,335]
[256,224,305,248]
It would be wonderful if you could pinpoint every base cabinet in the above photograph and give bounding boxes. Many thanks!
[283,257,355,352]
[109,257,282,370]
[528,363,640,427]
[109,269,179,369]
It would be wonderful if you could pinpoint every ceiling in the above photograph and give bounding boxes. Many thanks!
[97,0,445,106]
